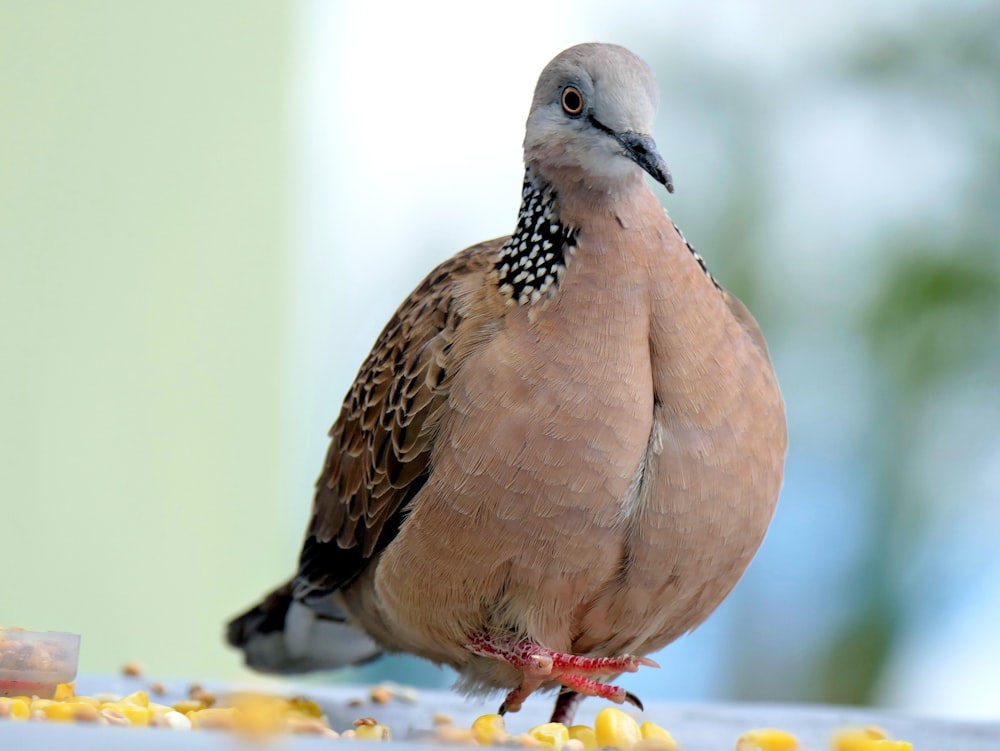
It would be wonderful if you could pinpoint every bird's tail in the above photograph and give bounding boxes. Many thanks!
[226,580,382,674]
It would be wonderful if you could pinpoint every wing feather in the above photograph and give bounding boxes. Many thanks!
[293,241,499,598]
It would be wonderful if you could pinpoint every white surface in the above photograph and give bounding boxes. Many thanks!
[1,678,998,749]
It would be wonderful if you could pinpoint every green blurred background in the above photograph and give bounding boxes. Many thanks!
[2,0,998,718]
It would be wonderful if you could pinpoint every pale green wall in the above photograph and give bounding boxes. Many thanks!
[0,2,296,679]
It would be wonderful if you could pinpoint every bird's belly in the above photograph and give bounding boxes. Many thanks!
[576,364,787,656]
[368,322,656,666]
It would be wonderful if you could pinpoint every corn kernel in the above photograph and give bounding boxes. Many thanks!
[528,722,570,750]
[568,724,598,750]
[638,721,678,751]
[736,728,799,751]
[189,707,238,730]
[472,713,509,745]
[8,698,31,721]
[53,682,75,700]
[110,703,152,726]
[288,695,324,718]
[437,725,476,744]
[172,700,206,714]
[120,690,149,708]
[354,722,391,741]
[191,689,217,707]
[232,693,287,737]
[151,710,192,730]
[595,707,643,749]
[67,702,99,723]
[100,708,130,726]
[830,731,912,751]
[565,740,585,751]
[41,701,79,722]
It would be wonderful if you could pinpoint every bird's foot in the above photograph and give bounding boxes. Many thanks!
[466,634,658,715]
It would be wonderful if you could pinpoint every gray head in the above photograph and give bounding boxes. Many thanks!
[524,43,673,193]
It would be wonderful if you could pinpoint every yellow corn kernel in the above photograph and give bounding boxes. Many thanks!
[830,731,911,751]
[287,695,323,718]
[354,722,392,741]
[568,725,598,750]
[638,721,679,751]
[472,713,509,745]
[8,698,31,721]
[41,702,78,723]
[528,722,570,750]
[736,728,799,751]
[232,693,288,737]
[29,698,55,711]
[53,682,75,700]
[189,707,238,730]
[595,707,643,749]
[105,702,152,726]
[120,690,149,707]
[172,699,205,714]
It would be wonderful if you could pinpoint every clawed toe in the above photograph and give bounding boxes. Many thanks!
[467,633,658,717]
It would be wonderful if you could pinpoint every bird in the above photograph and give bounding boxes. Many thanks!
[227,42,787,726]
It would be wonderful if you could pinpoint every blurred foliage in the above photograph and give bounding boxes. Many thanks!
[867,252,1000,394]
[818,2,1000,704]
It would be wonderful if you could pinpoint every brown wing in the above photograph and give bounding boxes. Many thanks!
[292,240,499,603]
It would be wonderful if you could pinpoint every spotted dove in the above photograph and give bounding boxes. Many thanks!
[227,42,787,725]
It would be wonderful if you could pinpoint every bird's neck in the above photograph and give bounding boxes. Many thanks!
[494,169,578,306]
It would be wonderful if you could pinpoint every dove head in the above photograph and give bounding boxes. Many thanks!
[524,43,673,194]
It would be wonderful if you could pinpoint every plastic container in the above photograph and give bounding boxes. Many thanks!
[0,629,80,699]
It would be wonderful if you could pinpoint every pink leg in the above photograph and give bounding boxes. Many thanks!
[468,633,657,677]
[558,673,644,710]
[548,652,659,675]
[467,633,657,716]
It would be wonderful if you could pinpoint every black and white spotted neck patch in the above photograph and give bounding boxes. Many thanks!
[496,170,578,306]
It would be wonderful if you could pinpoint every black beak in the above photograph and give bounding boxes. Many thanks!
[615,131,674,193]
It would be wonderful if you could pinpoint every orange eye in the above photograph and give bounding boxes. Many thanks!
[561,86,584,116]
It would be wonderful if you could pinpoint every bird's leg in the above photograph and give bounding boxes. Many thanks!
[467,634,658,715]
[498,680,544,715]
[547,651,659,676]
[558,673,644,710]
[550,690,584,725]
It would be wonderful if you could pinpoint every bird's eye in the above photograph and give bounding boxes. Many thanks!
[561,86,584,116]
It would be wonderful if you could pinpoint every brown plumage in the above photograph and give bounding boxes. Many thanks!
[228,42,787,724]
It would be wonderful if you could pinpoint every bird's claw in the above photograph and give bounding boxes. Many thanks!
[624,691,644,711]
